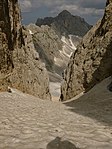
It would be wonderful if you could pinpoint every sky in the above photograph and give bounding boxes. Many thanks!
[19,0,106,25]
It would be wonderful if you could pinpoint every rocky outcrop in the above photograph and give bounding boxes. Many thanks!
[0,0,51,100]
[36,10,92,37]
[60,0,112,101]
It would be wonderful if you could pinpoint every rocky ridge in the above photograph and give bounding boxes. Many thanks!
[36,10,92,37]
[0,0,51,99]
[60,0,112,101]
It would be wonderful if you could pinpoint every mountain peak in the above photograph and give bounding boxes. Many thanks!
[58,10,72,17]
[36,10,91,37]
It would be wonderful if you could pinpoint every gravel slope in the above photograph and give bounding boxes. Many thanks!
[0,78,112,149]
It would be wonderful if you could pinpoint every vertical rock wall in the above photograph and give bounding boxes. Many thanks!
[60,0,112,101]
[0,0,51,100]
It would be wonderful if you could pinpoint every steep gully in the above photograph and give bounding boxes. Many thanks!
[0,0,112,148]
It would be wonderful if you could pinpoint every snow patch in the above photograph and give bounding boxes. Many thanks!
[54,57,61,66]
[61,35,76,58]
[29,29,34,35]
[61,36,67,44]
[69,35,77,50]
[60,48,71,58]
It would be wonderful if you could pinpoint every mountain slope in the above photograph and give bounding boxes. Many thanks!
[27,24,81,79]
[60,0,112,101]
[27,24,62,73]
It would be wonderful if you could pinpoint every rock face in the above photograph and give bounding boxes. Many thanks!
[60,0,112,101]
[27,24,82,79]
[27,24,62,74]
[0,0,51,100]
[36,10,92,37]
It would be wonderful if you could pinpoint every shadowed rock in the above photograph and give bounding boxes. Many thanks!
[0,0,51,99]
[47,137,78,149]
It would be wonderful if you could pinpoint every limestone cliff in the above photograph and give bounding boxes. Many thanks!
[60,0,112,101]
[0,0,51,100]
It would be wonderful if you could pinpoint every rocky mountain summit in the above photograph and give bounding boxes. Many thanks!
[60,0,112,101]
[36,10,92,37]
[0,0,51,99]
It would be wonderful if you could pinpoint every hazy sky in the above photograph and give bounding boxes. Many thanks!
[19,0,106,25]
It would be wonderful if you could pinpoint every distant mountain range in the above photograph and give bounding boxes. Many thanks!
[36,10,92,37]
